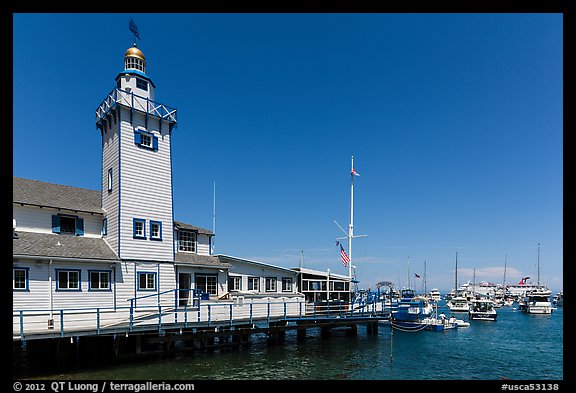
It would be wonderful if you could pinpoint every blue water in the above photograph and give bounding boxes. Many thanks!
[28,303,563,381]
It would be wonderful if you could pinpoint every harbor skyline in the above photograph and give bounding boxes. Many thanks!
[12,13,563,293]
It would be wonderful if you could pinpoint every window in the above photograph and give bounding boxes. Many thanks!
[136,77,148,91]
[107,168,113,192]
[150,221,162,241]
[89,271,111,291]
[56,269,81,291]
[134,129,158,151]
[282,277,293,292]
[248,277,259,291]
[52,214,84,236]
[102,218,108,236]
[196,274,218,295]
[178,230,196,252]
[13,268,29,291]
[265,277,277,292]
[138,272,156,291]
[229,276,241,291]
[133,218,146,239]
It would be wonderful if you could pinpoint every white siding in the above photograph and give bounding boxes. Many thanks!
[225,260,299,296]
[13,205,103,238]
[102,119,120,253]
[117,108,174,261]
[13,260,116,311]
[197,234,211,256]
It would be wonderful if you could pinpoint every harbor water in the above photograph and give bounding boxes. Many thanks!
[22,303,563,381]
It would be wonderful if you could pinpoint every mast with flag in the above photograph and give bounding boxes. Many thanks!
[335,156,366,283]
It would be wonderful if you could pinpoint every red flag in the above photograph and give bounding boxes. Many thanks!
[351,168,360,176]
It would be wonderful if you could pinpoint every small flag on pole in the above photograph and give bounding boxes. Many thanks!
[335,241,350,267]
[351,168,360,176]
[129,18,140,40]
[415,273,421,278]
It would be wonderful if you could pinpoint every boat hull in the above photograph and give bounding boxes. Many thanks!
[469,312,497,321]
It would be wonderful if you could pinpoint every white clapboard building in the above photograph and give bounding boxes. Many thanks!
[13,42,304,334]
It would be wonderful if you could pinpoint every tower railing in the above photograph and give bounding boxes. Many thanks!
[95,88,177,128]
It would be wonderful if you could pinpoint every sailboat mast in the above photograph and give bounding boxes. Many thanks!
[348,156,354,280]
[537,243,540,287]
[455,252,458,293]
[424,260,427,295]
[503,254,507,287]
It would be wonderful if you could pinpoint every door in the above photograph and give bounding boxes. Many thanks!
[179,273,192,307]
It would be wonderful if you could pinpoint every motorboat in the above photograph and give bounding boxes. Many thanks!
[427,288,441,302]
[390,288,434,327]
[446,296,470,312]
[468,298,498,321]
[520,289,555,314]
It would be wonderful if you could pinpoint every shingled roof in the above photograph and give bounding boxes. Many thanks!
[175,252,232,268]
[174,221,213,236]
[13,177,102,214]
[13,231,119,261]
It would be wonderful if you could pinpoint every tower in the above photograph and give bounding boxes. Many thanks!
[96,42,177,261]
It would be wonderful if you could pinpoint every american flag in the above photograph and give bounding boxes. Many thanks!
[335,241,350,267]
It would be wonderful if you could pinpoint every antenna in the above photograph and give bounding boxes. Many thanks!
[300,250,304,268]
[212,181,216,254]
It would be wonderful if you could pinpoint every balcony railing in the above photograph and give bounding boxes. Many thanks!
[95,88,177,128]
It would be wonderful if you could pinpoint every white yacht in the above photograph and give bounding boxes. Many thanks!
[446,296,470,312]
[469,298,498,321]
[520,289,555,314]
[427,288,441,302]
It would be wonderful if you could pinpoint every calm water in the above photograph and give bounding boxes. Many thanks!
[26,303,563,381]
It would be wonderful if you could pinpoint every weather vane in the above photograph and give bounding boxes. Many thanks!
[129,18,140,43]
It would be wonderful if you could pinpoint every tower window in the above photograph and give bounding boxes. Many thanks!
[136,78,148,91]
[134,129,158,151]
[150,221,162,241]
[133,218,146,239]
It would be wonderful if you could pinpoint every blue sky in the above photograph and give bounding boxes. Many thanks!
[12,13,563,293]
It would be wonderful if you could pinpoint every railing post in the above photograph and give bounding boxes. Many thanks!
[249,303,253,324]
[158,305,162,332]
[284,302,287,319]
[339,302,342,318]
[129,299,134,332]
[327,300,330,318]
[60,309,64,337]
[19,310,24,340]
[184,303,188,328]
[229,304,233,326]
[208,305,211,326]
[267,302,270,323]
[313,302,317,319]
[299,301,302,318]
[97,308,100,335]
[197,292,201,323]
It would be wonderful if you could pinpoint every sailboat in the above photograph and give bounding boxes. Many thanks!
[520,244,555,314]
[446,252,470,312]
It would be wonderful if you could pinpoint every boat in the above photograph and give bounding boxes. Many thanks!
[468,298,498,321]
[390,288,434,327]
[520,288,555,314]
[553,291,563,307]
[427,288,441,302]
[446,296,470,312]
[389,299,469,331]
[519,244,554,315]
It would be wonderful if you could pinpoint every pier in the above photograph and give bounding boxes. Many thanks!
[13,293,389,374]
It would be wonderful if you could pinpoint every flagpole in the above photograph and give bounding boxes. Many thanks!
[349,156,354,280]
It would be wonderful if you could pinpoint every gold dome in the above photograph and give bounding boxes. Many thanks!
[124,44,146,63]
